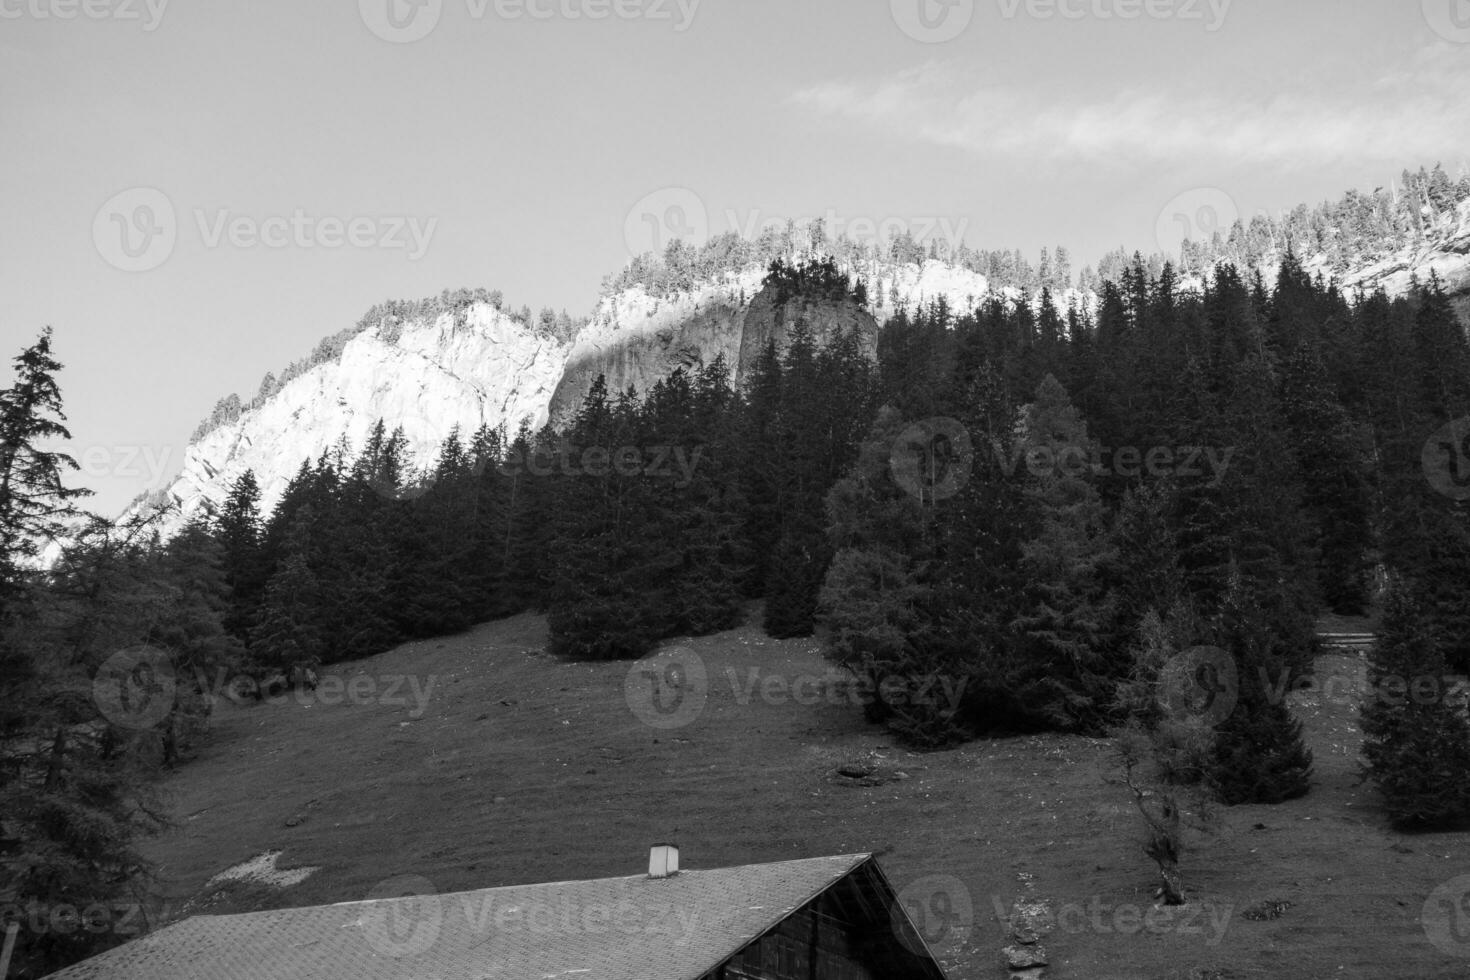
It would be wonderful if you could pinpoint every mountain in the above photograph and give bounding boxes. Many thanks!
[129,255,1043,539]
[125,190,1470,541]
[142,302,568,539]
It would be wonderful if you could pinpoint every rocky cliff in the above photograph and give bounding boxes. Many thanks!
[548,265,887,426]
[143,303,568,540]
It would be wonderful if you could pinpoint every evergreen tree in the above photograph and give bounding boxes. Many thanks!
[1009,375,1118,730]
[1207,603,1313,805]
[214,469,267,642]
[1109,482,1186,657]
[500,422,558,613]
[1360,583,1470,829]
[153,520,245,763]
[1280,346,1373,614]
[819,407,950,742]
[249,508,324,679]
[547,380,671,659]
[0,332,161,978]
[661,359,746,635]
[0,328,92,612]
[391,429,477,638]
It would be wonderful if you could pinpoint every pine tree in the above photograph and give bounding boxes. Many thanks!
[818,407,946,739]
[153,520,245,763]
[1361,584,1470,829]
[392,429,477,638]
[461,423,510,620]
[1110,483,1186,649]
[1009,375,1118,730]
[1411,274,1470,422]
[0,332,161,978]
[547,379,671,659]
[0,328,92,612]
[249,509,323,679]
[1280,346,1373,614]
[214,469,267,642]
[664,358,746,635]
[500,422,558,613]
[1207,603,1313,805]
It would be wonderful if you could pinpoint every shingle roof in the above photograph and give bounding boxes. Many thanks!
[47,853,877,980]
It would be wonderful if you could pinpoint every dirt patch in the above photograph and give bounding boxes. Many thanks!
[204,850,319,890]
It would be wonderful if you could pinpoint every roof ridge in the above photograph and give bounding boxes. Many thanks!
[316,852,874,911]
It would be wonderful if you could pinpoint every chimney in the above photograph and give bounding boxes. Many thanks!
[648,844,679,879]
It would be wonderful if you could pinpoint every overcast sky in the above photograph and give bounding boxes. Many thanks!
[3,0,1469,515]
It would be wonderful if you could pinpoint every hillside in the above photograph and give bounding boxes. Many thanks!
[141,610,1469,980]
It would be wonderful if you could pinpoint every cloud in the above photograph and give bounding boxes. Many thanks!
[790,45,1470,171]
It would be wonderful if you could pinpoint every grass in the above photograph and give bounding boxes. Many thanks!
[137,607,1470,979]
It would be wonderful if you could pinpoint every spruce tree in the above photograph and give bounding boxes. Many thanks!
[547,380,670,659]
[0,331,161,977]
[0,327,92,612]
[1110,483,1186,643]
[664,359,746,635]
[1280,345,1373,615]
[215,469,267,642]
[1361,583,1470,829]
[1009,374,1118,730]
[1207,602,1313,805]
[249,509,324,679]
[154,520,245,762]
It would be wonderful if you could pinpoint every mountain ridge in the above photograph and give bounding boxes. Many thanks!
[125,188,1470,541]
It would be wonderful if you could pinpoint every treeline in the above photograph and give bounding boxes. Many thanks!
[1179,163,1470,277]
[607,166,1470,305]
[606,224,1077,301]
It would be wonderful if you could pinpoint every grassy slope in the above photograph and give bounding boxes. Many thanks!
[142,609,1469,979]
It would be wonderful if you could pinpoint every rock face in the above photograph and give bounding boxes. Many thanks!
[548,265,883,426]
[145,303,569,540]
[548,269,763,427]
[737,283,880,368]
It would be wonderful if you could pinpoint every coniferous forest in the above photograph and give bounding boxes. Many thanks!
[5,250,1470,975]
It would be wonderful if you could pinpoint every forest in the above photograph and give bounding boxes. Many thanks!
[4,245,1470,974]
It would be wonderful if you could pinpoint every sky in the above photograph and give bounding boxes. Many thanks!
[2,0,1469,516]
